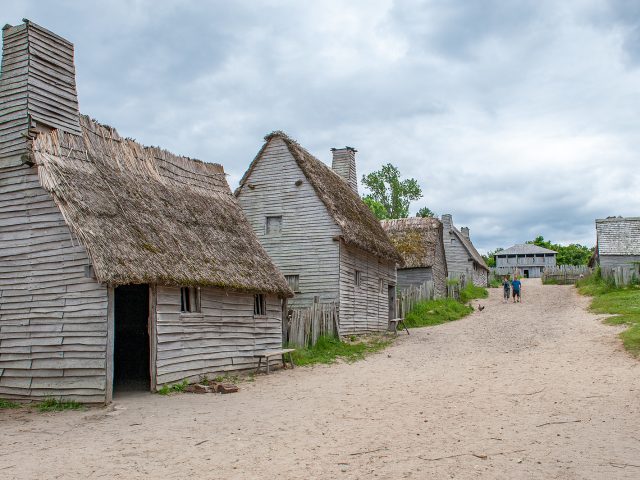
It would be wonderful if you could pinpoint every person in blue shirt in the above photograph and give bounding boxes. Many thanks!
[511,277,522,303]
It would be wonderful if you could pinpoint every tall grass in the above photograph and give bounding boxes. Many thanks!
[578,270,640,357]
[291,335,393,366]
[459,284,489,303]
[403,298,473,328]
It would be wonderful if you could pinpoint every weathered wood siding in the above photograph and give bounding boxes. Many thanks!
[236,138,341,306]
[0,22,81,165]
[155,286,281,385]
[339,242,396,334]
[0,165,108,402]
[432,233,448,296]
[397,268,433,290]
[599,254,640,268]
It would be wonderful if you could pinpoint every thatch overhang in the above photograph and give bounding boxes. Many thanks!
[31,115,292,297]
[236,131,402,264]
[380,217,443,268]
[452,227,489,272]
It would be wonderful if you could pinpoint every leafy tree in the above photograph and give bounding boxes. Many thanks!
[416,207,436,218]
[483,247,503,268]
[361,164,422,219]
[362,197,390,220]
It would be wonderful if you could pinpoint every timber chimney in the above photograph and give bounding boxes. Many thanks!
[331,146,358,193]
[441,214,453,231]
[461,227,470,239]
[0,19,81,166]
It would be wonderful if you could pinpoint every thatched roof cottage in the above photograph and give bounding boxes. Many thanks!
[381,217,448,297]
[0,20,291,403]
[235,133,402,334]
[441,214,489,287]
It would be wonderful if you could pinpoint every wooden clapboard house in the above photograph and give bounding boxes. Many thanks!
[0,20,291,403]
[235,132,402,334]
[381,217,448,297]
[441,214,489,287]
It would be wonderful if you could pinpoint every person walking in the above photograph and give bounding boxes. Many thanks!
[502,276,511,303]
[511,277,522,303]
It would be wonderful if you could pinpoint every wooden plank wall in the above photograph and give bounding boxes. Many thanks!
[339,242,396,334]
[0,165,108,402]
[397,267,433,291]
[236,138,342,306]
[155,286,281,385]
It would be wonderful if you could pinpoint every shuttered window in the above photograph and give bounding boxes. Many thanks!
[265,216,282,235]
[180,287,201,313]
[355,270,363,287]
[254,294,266,316]
[285,275,300,293]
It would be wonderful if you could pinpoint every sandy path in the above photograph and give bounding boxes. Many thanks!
[1,279,639,479]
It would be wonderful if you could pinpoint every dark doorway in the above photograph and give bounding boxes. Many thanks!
[388,285,396,320]
[114,284,150,393]
[524,270,530,278]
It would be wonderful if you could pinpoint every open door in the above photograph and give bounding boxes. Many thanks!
[113,284,150,394]
[388,285,396,320]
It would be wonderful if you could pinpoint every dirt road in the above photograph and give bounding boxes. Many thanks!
[2,279,639,479]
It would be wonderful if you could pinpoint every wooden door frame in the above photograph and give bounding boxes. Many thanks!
[106,286,115,403]
[149,284,158,392]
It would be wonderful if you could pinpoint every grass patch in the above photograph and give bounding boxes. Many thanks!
[404,298,474,328]
[459,284,489,303]
[291,334,393,366]
[35,398,84,412]
[0,398,20,409]
[157,380,189,395]
[578,272,640,357]
[489,278,502,288]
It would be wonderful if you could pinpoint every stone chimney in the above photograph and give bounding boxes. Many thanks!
[461,227,470,239]
[0,20,81,166]
[331,146,358,193]
[441,214,453,231]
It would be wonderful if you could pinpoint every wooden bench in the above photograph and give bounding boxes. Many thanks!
[389,318,409,336]
[255,348,296,374]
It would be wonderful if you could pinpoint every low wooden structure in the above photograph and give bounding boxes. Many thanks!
[440,214,489,286]
[0,20,291,403]
[236,133,402,336]
[381,217,448,298]
[590,217,640,285]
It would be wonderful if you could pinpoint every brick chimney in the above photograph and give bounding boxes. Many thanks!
[461,227,470,239]
[331,146,358,193]
[0,19,81,167]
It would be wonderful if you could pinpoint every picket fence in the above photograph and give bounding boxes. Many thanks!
[285,302,339,348]
[542,265,592,285]
[600,265,640,286]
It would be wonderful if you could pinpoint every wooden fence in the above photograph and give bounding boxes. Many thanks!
[600,265,640,286]
[541,265,592,285]
[396,281,435,319]
[285,302,339,347]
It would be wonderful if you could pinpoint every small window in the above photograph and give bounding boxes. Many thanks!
[181,287,201,313]
[266,216,282,235]
[451,238,457,245]
[254,294,266,316]
[285,274,300,293]
[355,270,363,287]
[379,278,384,294]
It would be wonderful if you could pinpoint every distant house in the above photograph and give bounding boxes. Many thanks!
[381,217,448,297]
[494,244,557,278]
[0,20,291,403]
[235,133,402,334]
[590,217,640,274]
[440,214,489,286]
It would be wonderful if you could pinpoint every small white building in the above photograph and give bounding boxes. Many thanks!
[494,244,557,278]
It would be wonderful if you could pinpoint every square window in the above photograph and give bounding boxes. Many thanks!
[180,287,201,313]
[254,294,266,316]
[355,270,363,287]
[266,216,282,235]
[285,274,300,293]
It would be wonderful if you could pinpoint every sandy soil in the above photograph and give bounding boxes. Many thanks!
[1,279,639,479]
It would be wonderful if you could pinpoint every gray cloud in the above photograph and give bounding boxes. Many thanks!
[4,0,639,252]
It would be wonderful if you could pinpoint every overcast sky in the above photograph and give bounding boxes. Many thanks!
[4,0,639,252]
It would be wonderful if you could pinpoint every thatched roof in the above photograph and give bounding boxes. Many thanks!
[380,217,443,268]
[30,115,292,296]
[237,132,402,263]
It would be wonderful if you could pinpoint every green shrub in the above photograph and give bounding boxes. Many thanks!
[291,335,392,366]
[35,398,84,412]
[404,298,473,328]
[157,380,189,395]
[459,284,489,303]
[0,398,20,409]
